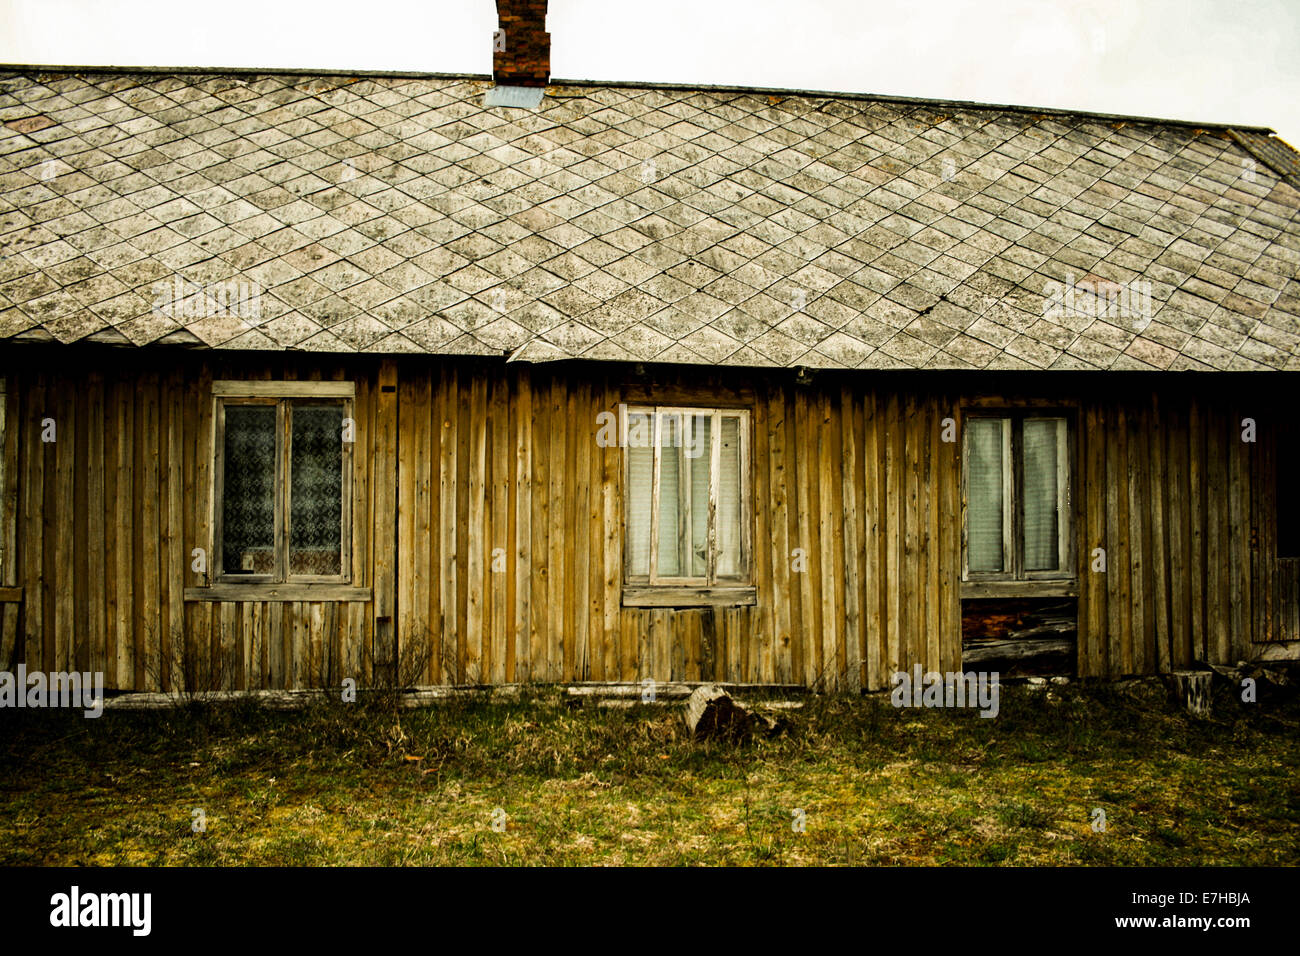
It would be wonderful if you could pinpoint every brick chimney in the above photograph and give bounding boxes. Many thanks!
[493,0,550,87]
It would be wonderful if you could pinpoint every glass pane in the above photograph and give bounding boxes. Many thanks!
[626,411,653,577]
[222,405,276,574]
[289,403,343,575]
[967,418,1005,572]
[1023,418,1064,572]
[656,413,682,577]
[688,413,711,577]
[717,415,742,577]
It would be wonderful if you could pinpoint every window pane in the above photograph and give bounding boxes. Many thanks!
[222,405,276,574]
[717,415,742,577]
[1023,418,1063,572]
[967,418,1005,572]
[289,404,343,575]
[626,411,653,577]
[688,413,711,577]
[656,413,682,576]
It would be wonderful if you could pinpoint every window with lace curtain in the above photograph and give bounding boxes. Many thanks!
[623,405,753,606]
[212,382,353,585]
[963,411,1073,584]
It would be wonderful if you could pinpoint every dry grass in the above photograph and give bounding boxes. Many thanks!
[1,678,1296,865]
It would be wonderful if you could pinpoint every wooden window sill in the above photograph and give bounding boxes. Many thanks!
[960,580,1078,599]
[184,585,372,603]
[622,586,756,608]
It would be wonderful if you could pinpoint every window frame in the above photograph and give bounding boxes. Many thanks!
[961,408,1075,589]
[209,381,355,589]
[621,403,754,606]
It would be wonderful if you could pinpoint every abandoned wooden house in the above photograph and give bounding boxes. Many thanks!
[1,1,1299,694]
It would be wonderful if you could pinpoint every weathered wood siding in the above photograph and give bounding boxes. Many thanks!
[1,348,1295,690]
[0,351,385,691]
[390,364,961,691]
[1075,388,1291,676]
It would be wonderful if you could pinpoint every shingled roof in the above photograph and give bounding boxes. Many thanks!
[2,68,1299,371]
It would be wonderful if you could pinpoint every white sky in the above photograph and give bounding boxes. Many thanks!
[2,0,1298,142]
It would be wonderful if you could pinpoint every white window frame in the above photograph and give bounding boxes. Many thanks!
[962,410,1073,587]
[622,404,754,606]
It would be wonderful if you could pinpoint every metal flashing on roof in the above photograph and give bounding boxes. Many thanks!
[484,84,545,109]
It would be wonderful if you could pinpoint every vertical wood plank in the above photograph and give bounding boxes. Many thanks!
[374,359,398,683]
[55,372,75,675]
[73,375,91,674]
[1228,405,1249,663]
[1189,399,1207,664]
[1081,402,1105,676]
[415,367,434,683]
[1149,394,1171,673]
[902,392,920,678]
[530,370,549,681]
[585,381,604,683]
[137,373,160,687]
[1205,406,1226,665]
[491,369,510,685]
[793,386,815,686]
[753,387,774,684]
[602,381,622,684]
[565,380,584,681]
[166,369,185,688]
[1165,401,1189,668]
[465,370,487,684]
[884,391,902,681]
[768,383,793,685]
[397,369,419,681]
[818,390,841,691]
[0,381,22,669]
[547,376,564,682]
[515,367,533,683]
[862,390,883,688]
[924,396,941,675]
[114,377,133,688]
[1114,404,1133,675]
[1126,399,1147,673]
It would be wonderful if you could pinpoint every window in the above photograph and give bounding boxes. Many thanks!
[211,382,353,586]
[623,405,753,605]
[963,411,1072,584]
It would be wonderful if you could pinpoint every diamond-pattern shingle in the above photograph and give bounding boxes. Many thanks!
[2,70,1299,369]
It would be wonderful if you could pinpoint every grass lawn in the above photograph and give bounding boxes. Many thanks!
[1,679,1296,866]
